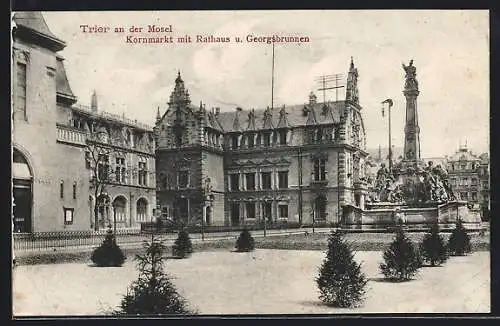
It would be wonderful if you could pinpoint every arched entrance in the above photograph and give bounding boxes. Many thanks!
[112,196,127,228]
[136,198,148,223]
[314,195,327,222]
[13,148,32,233]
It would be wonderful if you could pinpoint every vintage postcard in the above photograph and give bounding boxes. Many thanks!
[11,10,490,316]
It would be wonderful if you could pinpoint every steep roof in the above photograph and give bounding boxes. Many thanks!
[12,12,66,52]
[56,57,77,104]
[217,101,345,133]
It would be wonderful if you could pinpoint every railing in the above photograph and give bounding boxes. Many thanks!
[56,124,87,146]
[73,104,154,131]
[13,227,141,253]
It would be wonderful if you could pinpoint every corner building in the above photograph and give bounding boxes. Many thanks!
[12,12,156,233]
[155,59,369,227]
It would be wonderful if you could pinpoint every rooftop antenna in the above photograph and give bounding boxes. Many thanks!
[316,74,345,103]
[271,40,275,109]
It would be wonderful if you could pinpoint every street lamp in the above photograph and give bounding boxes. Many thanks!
[381,99,394,171]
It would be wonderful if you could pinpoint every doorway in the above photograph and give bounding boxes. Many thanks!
[12,148,32,233]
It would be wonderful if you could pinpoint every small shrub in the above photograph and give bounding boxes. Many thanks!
[419,221,448,266]
[316,231,367,308]
[172,229,193,259]
[380,227,422,281]
[91,228,126,267]
[115,236,193,315]
[448,220,472,256]
[235,228,255,252]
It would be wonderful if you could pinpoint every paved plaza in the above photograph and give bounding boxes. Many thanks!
[12,249,490,315]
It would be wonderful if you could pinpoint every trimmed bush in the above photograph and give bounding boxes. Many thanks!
[235,228,255,252]
[316,231,367,308]
[115,236,193,315]
[448,220,472,256]
[419,221,448,266]
[91,228,126,267]
[172,229,193,259]
[380,228,422,281]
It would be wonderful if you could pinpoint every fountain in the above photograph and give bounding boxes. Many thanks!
[342,60,482,231]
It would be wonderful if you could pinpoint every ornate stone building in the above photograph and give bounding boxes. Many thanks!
[155,59,369,227]
[446,145,490,219]
[12,12,156,233]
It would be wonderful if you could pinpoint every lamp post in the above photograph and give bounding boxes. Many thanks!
[381,99,394,171]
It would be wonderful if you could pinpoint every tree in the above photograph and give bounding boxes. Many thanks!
[235,227,255,252]
[172,229,193,258]
[316,231,368,308]
[447,220,472,256]
[115,235,193,315]
[380,228,422,281]
[91,227,126,267]
[419,221,448,266]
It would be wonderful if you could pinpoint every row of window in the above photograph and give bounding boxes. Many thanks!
[230,202,289,219]
[450,177,479,187]
[229,130,288,150]
[459,192,478,202]
[60,181,78,200]
[449,162,479,171]
[229,171,289,191]
[87,153,150,187]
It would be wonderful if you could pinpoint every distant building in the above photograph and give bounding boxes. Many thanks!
[155,58,369,227]
[12,12,156,233]
[446,145,490,219]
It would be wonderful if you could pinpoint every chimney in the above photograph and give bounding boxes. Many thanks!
[215,107,220,115]
[91,90,98,112]
[236,107,243,112]
[308,92,317,105]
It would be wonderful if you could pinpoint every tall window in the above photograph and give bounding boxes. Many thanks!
[245,173,255,190]
[471,192,478,201]
[16,62,27,120]
[263,133,271,147]
[136,198,148,222]
[231,135,239,149]
[97,154,110,181]
[178,170,189,188]
[138,158,147,186]
[279,205,288,219]
[230,174,239,191]
[279,130,287,145]
[262,172,272,189]
[115,157,126,183]
[247,133,255,148]
[313,158,327,181]
[471,178,478,185]
[60,180,64,199]
[246,202,256,219]
[72,181,77,199]
[278,171,288,189]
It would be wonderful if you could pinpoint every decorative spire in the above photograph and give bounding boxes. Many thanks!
[91,89,98,112]
[308,91,317,105]
[305,106,317,125]
[262,106,274,129]
[247,109,256,130]
[232,107,242,131]
[277,105,290,128]
[168,71,190,108]
[346,57,359,105]
[156,106,161,122]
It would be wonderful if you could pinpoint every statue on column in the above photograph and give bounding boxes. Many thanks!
[402,59,419,91]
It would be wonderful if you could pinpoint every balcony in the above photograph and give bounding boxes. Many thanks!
[56,124,87,147]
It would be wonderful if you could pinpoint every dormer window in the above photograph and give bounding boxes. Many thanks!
[263,133,271,147]
[247,133,255,148]
[231,135,239,149]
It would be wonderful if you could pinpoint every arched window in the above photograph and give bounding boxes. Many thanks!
[113,196,127,222]
[136,198,148,222]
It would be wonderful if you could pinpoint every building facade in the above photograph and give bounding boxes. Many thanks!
[446,145,490,219]
[12,12,156,233]
[155,59,369,227]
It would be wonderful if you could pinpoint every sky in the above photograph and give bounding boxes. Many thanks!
[34,10,489,157]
